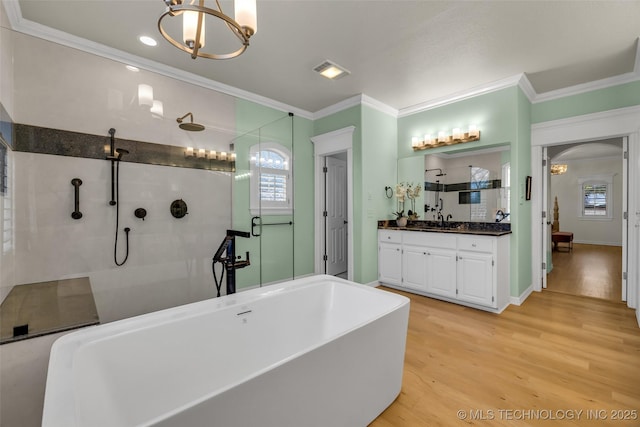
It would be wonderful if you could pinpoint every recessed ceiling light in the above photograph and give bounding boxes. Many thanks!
[125,65,140,72]
[313,60,350,80]
[139,36,157,47]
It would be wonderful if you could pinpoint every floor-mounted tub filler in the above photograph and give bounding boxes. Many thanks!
[42,275,410,427]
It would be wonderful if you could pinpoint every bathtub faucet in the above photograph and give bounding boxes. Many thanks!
[212,230,251,296]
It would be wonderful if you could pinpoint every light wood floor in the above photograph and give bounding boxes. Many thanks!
[547,244,622,302]
[370,288,640,427]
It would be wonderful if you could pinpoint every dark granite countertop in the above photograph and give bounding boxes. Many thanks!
[378,220,512,236]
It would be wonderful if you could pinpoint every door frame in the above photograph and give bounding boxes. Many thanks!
[531,105,640,313]
[311,126,355,280]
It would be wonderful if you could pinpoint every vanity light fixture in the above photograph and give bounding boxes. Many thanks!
[411,124,481,151]
[158,0,257,60]
[183,147,236,163]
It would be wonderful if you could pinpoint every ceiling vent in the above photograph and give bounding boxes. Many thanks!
[313,60,350,80]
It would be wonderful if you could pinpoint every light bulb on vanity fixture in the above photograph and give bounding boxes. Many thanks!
[411,124,481,151]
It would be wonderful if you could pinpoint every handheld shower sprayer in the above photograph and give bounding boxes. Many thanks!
[106,128,131,266]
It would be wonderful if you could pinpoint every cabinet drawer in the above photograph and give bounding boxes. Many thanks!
[403,231,456,249]
[458,236,493,253]
[379,230,402,244]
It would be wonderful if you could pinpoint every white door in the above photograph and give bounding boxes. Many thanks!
[326,156,348,275]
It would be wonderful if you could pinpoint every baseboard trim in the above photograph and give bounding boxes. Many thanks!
[363,280,381,288]
[510,284,534,306]
[573,240,622,247]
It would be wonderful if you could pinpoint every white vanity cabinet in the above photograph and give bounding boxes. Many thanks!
[378,230,402,286]
[377,229,510,313]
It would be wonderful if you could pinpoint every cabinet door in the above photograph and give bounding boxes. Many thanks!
[402,245,428,291]
[426,248,457,298]
[456,251,494,307]
[378,243,402,286]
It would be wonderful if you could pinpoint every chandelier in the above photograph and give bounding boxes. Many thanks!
[550,164,568,175]
[158,0,257,60]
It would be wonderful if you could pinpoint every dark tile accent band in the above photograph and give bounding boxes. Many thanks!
[425,179,502,192]
[13,123,235,172]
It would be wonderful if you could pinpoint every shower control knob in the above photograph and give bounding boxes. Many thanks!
[170,199,188,218]
[134,208,147,221]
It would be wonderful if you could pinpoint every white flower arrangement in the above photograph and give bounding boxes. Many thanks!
[393,182,422,219]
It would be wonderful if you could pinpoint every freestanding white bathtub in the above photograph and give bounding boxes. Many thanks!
[42,275,410,427]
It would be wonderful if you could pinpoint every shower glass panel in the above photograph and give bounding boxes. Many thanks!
[232,114,294,289]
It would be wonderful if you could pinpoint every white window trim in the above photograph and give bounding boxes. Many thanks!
[249,142,293,216]
[577,173,614,221]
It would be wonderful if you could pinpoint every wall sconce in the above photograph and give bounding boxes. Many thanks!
[411,124,480,151]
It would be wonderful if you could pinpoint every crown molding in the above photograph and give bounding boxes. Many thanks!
[398,74,525,118]
[533,70,640,104]
[360,95,399,118]
[312,95,364,120]
[517,74,537,102]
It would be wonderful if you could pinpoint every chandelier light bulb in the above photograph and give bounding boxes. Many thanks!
[183,10,205,49]
[235,0,257,34]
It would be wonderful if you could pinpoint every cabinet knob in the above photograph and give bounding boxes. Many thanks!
[472,243,477,247]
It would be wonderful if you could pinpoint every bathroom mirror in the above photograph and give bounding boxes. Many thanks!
[397,146,511,223]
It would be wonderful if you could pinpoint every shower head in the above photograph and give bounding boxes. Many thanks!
[116,148,129,159]
[425,168,446,177]
[177,112,205,132]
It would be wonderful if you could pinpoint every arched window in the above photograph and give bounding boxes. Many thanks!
[249,142,292,215]
[578,174,614,219]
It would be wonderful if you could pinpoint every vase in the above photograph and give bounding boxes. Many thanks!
[396,217,408,227]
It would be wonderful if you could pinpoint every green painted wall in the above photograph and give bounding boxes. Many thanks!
[514,87,532,296]
[360,105,398,283]
[313,105,396,284]
[397,87,533,298]
[233,100,314,289]
[531,80,640,123]
[314,106,364,282]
